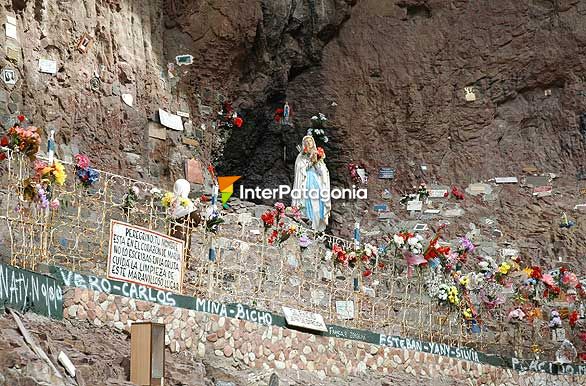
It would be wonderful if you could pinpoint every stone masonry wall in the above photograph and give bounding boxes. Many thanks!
[62,287,584,386]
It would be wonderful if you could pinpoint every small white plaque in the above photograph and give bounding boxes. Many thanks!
[176,111,190,118]
[38,59,57,74]
[6,16,17,25]
[5,23,17,40]
[406,200,423,211]
[495,177,518,184]
[335,300,354,320]
[282,306,328,332]
[413,223,428,231]
[500,248,518,257]
[362,286,375,297]
[429,189,448,198]
[424,209,440,214]
[159,109,184,131]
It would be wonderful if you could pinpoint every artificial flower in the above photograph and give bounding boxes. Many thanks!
[161,192,174,207]
[569,311,579,328]
[316,147,325,160]
[498,262,511,275]
[299,234,311,248]
[74,154,90,169]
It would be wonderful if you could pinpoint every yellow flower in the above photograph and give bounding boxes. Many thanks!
[52,161,66,185]
[459,276,469,286]
[463,308,473,319]
[179,197,191,208]
[161,192,174,207]
[498,262,511,275]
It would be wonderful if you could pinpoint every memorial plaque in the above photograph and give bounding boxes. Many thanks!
[407,200,423,211]
[373,203,388,212]
[148,122,166,140]
[185,158,204,184]
[495,177,518,184]
[175,54,193,66]
[378,167,395,179]
[282,306,327,332]
[429,188,448,198]
[335,300,355,320]
[525,176,549,187]
[5,22,17,40]
[38,59,57,74]
[158,109,183,131]
[533,185,552,197]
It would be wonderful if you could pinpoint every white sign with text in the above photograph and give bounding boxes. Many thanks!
[282,306,328,332]
[107,220,185,293]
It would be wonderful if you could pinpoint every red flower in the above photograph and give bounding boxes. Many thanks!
[0,153,5,161]
[275,108,284,115]
[569,311,579,328]
[530,266,542,279]
[377,262,385,269]
[0,136,8,146]
[233,117,243,128]
[363,269,372,278]
[316,147,325,159]
[361,254,369,262]
[17,115,25,122]
[200,194,209,202]
[261,211,275,227]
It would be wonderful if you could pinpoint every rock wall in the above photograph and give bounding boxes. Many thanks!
[62,286,586,385]
[2,0,200,185]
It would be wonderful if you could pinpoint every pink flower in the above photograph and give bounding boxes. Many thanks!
[49,199,60,210]
[74,154,90,169]
[274,202,285,212]
[562,272,578,287]
[541,274,555,287]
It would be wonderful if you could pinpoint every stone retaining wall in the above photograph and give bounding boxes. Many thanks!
[62,287,585,385]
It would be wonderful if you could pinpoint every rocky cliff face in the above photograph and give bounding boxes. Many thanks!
[3,0,586,250]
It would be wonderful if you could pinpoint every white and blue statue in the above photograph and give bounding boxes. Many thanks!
[292,135,331,232]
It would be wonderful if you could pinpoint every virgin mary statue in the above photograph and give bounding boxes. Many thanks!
[292,135,331,231]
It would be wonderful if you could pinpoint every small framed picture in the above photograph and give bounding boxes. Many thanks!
[77,34,93,53]
[1,68,17,85]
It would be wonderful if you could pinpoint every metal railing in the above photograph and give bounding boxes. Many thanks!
[0,153,576,361]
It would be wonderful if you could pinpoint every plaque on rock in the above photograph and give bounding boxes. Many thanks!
[282,306,328,332]
[38,58,58,75]
[525,176,549,187]
[5,40,20,62]
[533,185,552,197]
[494,177,518,184]
[147,122,166,140]
[185,158,204,184]
[406,200,423,211]
[378,167,395,179]
[158,109,183,131]
[373,203,388,212]
[182,137,198,146]
[1,68,17,85]
[77,33,93,53]
[335,300,355,320]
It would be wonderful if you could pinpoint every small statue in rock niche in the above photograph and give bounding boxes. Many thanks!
[283,101,291,125]
[292,135,331,232]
